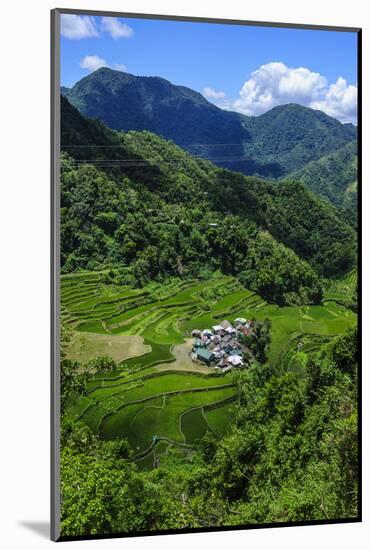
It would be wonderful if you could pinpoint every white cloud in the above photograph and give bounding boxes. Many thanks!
[202,87,227,100]
[113,63,127,72]
[228,62,357,124]
[80,55,108,72]
[101,17,133,39]
[61,14,99,40]
[310,77,357,124]
[61,15,133,41]
[79,55,127,73]
[232,62,327,116]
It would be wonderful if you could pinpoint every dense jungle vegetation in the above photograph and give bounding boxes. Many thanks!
[61,96,356,303]
[61,328,358,536]
[59,93,359,538]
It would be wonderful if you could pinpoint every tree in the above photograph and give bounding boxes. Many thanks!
[60,359,86,411]
[86,356,117,373]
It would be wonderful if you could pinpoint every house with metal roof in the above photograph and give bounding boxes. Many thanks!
[192,338,206,351]
[230,347,243,356]
[196,348,215,364]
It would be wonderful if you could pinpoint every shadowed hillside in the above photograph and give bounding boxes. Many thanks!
[62,68,356,178]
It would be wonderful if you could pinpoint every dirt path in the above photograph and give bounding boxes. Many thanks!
[155,339,213,374]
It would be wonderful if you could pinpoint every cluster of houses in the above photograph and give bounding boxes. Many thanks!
[190,318,253,372]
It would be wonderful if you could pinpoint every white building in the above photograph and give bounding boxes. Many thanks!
[228,354,244,367]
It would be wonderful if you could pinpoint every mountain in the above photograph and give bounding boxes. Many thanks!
[240,104,357,175]
[288,141,358,227]
[61,95,356,290]
[61,68,254,167]
[63,67,356,178]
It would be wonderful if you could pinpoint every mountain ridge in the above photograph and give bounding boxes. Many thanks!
[61,94,356,282]
[62,67,356,178]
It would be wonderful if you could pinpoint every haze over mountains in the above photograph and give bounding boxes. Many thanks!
[62,67,357,180]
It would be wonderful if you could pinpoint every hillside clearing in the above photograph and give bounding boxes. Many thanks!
[64,331,150,365]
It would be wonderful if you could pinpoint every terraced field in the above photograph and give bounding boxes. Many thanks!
[324,269,357,306]
[62,271,356,466]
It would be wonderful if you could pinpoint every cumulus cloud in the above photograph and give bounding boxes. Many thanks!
[61,14,99,40]
[61,15,133,41]
[202,87,227,100]
[232,62,327,116]
[101,17,133,39]
[80,55,108,72]
[228,62,357,124]
[310,77,357,124]
[79,55,127,73]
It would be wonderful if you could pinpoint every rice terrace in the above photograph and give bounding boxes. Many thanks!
[62,271,356,469]
[56,16,360,536]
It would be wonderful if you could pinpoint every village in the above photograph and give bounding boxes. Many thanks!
[190,318,256,373]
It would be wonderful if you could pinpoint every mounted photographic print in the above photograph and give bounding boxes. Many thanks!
[51,8,361,541]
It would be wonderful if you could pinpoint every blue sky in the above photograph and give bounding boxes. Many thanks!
[60,14,358,123]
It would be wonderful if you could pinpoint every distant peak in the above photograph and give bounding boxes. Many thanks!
[90,66,134,77]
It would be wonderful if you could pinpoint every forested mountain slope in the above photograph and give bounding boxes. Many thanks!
[239,104,356,175]
[60,96,356,304]
[289,141,358,227]
[62,68,356,178]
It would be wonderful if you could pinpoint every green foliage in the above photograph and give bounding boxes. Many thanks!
[210,170,356,277]
[199,431,218,461]
[60,322,72,360]
[60,153,324,305]
[61,419,98,454]
[324,269,358,312]
[60,328,358,535]
[240,103,356,175]
[289,141,358,227]
[240,319,272,363]
[63,69,356,178]
[328,326,358,379]
[216,328,359,522]
[60,359,86,411]
[59,86,359,535]
[87,356,117,373]
[61,446,157,536]
[61,96,356,287]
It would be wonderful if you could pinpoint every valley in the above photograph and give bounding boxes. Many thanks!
[58,58,359,535]
[62,271,356,469]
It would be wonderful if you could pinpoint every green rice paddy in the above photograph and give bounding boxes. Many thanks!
[62,271,356,466]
